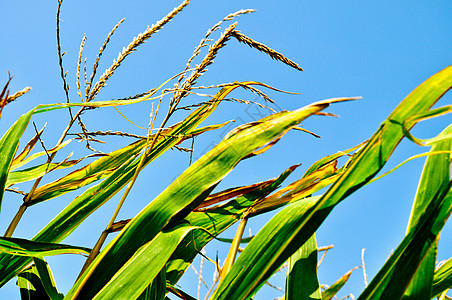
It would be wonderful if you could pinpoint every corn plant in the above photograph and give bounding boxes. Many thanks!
[1,1,451,299]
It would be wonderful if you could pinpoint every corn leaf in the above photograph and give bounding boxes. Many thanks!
[67,97,352,299]
[0,110,34,211]
[30,122,229,205]
[10,139,73,172]
[17,265,51,300]
[144,268,166,300]
[0,83,252,287]
[166,165,297,284]
[90,225,199,300]
[321,267,359,300]
[403,124,452,299]
[0,237,90,257]
[212,195,322,299]
[6,159,82,188]
[167,145,364,285]
[432,257,452,297]
[33,258,63,300]
[286,234,321,300]
[211,64,452,300]
[358,184,451,299]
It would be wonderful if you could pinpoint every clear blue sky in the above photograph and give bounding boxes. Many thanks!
[1,1,451,299]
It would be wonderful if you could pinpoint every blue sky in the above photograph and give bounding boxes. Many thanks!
[1,1,451,299]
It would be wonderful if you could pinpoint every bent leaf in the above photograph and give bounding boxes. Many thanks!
[0,110,34,211]
[321,267,359,300]
[33,258,64,300]
[0,82,276,287]
[212,63,452,300]
[403,123,452,298]
[6,159,83,188]
[68,96,354,299]
[0,237,90,258]
[91,225,200,300]
[17,265,51,300]
[432,257,452,297]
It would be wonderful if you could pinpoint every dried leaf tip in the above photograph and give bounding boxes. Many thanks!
[7,87,32,103]
[231,30,303,71]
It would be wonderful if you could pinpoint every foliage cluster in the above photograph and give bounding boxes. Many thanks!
[0,1,451,299]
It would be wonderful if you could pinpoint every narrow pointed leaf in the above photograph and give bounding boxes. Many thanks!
[17,265,50,300]
[212,64,452,300]
[0,110,34,211]
[0,83,251,287]
[432,257,452,297]
[6,159,82,188]
[403,124,452,299]
[90,225,200,300]
[286,234,321,300]
[33,258,63,300]
[68,97,349,299]
[0,237,90,257]
[321,267,359,300]
[358,186,452,299]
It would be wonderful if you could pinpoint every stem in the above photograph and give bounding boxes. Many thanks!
[220,217,247,283]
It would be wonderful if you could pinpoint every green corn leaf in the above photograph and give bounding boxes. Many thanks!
[211,64,452,300]
[358,185,451,299]
[0,237,90,258]
[29,122,230,205]
[67,97,353,299]
[145,268,167,300]
[286,234,321,300]
[0,110,34,211]
[211,195,322,299]
[321,267,359,300]
[166,144,365,285]
[6,159,83,188]
[89,225,200,300]
[33,258,64,300]
[403,124,452,299]
[0,83,251,287]
[10,139,73,172]
[401,105,452,146]
[166,165,297,284]
[432,257,452,297]
[17,264,51,300]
